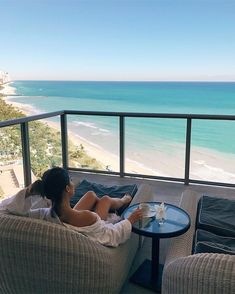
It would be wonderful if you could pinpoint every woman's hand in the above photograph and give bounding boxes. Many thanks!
[127,208,143,225]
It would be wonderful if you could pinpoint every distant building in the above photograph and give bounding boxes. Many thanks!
[0,70,11,85]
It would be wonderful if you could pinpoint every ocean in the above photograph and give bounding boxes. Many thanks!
[7,80,235,182]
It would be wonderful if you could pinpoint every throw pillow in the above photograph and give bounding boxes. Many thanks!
[70,179,138,214]
[196,195,235,237]
[194,229,235,255]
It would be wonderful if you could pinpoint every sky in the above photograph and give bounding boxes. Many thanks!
[0,0,235,81]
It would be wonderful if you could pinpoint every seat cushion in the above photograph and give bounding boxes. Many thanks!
[196,195,235,237]
[70,179,138,214]
[194,229,235,255]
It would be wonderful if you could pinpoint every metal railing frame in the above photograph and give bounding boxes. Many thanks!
[1,110,235,188]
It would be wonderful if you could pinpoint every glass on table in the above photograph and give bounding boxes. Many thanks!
[155,202,166,224]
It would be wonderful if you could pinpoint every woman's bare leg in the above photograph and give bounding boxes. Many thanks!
[73,191,100,211]
[95,194,132,220]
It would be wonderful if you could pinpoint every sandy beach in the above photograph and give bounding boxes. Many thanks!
[43,119,164,176]
[0,82,16,96]
[2,82,235,183]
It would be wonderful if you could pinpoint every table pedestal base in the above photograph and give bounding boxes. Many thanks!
[130,259,163,293]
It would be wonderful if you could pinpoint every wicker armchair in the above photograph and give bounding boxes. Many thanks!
[0,184,152,294]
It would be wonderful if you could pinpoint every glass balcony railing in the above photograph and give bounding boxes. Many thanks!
[1,110,235,199]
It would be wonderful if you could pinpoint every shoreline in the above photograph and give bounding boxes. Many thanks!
[0,82,16,96]
[2,83,235,183]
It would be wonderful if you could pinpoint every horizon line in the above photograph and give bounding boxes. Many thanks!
[12,79,235,83]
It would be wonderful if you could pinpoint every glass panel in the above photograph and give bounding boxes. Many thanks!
[28,116,62,178]
[190,120,235,184]
[67,115,119,172]
[0,125,23,199]
[125,118,186,178]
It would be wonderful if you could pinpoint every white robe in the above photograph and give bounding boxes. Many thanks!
[64,215,132,248]
[0,188,61,224]
[0,189,132,247]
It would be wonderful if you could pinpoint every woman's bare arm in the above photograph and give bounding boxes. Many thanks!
[66,209,98,227]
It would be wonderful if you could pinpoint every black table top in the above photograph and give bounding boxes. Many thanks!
[122,201,191,238]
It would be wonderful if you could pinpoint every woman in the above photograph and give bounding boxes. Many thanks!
[31,167,143,247]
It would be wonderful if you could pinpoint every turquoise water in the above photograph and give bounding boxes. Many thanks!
[13,80,235,115]
[10,80,235,157]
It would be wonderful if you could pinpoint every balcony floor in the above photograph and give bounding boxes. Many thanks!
[70,171,235,294]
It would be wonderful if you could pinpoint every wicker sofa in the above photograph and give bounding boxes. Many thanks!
[0,183,152,294]
[162,189,235,294]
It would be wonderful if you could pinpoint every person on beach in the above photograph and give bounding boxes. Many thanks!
[27,166,143,247]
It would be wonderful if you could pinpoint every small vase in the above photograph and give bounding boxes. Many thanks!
[156,208,166,224]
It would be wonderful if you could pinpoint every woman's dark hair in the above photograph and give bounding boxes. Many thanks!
[30,167,70,216]
[27,179,45,196]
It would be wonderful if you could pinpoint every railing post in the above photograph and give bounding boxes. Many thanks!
[21,122,32,186]
[120,116,125,177]
[61,114,68,169]
[184,118,192,185]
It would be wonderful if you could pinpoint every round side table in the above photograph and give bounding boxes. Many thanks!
[122,202,191,292]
